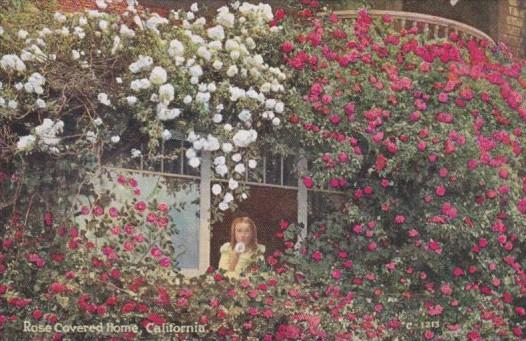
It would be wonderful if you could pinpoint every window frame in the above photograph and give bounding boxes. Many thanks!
[107,144,347,276]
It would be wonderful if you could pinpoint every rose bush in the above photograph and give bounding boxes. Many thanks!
[276,2,526,339]
[1,0,526,340]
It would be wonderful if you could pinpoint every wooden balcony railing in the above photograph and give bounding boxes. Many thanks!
[335,10,495,44]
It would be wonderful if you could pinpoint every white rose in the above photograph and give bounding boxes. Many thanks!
[226,65,238,77]
[265,99,276,109]
[161,129,172,141]
[96,0,107,9]
[248,159,257,169]
[215,164,228,176]
[126,96,138,105]
[16,135,36,151]
[17,30,28,40]
[216,8,235,28]
[224,192,234,203]
[8,100,18,109]
[0,54,26,73]
[131,148,142,158]
[150,66,167,85]
[212,60,223,70]
[111,135,120,144]
[140,78,151,89]
[193,139,204,150]
[274,101,285,113]
[54,12,67,23]
[272,117,281,126]
[207,83,217,92]
[98,93,111,106]
[241,193,248,199]
[156,103,181,121]
[246,89,259,99]
[190,34,205,46]
[71,50,80,60]
[206,135,220,151]
[212,184,222,195]
[212,114,223,123]
[197,46,211,61]
[94,117,103,126]
[35,99,46,109]
[86,131,97,143]
[195,92,210,103]
[245,37,256,49]
[232,153,242,162]
[230,50,240,60]
[188,157,200,168]
[222,143,233,153]
[189,65,203,78]
[218,202,229,211]
[238,109,251,122]
[98,20,109,31]
[213,156,225,165]
[185,148,196,159]
[129,55,153,73]
[190,2,199,12]
[207,25,225,41]
[159,83,175,103]
[225,39,238,51]
[187,131,199,142]
[229,86,245,101]
[232,129,257,148]
[120,24,136,38]
[208,41,222,51]
[224,124,233,132]
[234,163,246,174]
[168,39,184,57]
[228,178,239,190]
[183,95,193,104]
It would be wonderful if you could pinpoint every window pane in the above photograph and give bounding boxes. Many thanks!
[76,170,201,269]
[143,153,162,172]
[163,139,183,174]
[264,154,281,185]
[283,156,298,187]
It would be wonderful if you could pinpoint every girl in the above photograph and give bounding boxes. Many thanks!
[218,217,265,279]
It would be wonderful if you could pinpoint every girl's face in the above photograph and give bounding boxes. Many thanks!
[234,222,253,245]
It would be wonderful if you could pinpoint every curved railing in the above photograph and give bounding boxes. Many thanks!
[335,10,495,44]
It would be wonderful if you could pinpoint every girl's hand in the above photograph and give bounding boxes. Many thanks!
[229,252,240,272]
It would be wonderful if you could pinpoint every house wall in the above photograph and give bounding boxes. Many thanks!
[497,0,526,56]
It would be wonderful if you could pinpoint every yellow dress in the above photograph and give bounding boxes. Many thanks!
[218,242,265,279]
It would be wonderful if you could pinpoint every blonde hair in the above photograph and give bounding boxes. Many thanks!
[230,217,258,250]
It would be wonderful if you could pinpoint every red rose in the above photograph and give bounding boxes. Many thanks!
[281,41,294,53]
[32,310,43,320]
[302,176,314,188]
[134,201,146,212]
